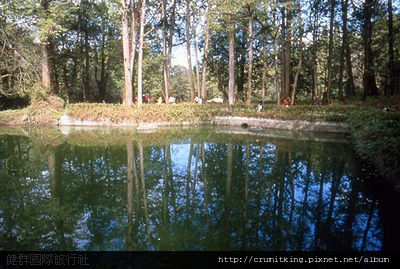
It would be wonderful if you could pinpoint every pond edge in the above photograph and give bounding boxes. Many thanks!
[58,114,346,134]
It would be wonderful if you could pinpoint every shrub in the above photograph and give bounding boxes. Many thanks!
[346,108,400,191]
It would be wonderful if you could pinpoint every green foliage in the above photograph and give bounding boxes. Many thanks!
[346,107,400,190]
[0,8,40,100]
[143,54,164,99]
[170,65,191,102]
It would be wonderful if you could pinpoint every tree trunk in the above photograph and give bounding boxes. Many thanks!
[342,0,355,96]
[338,0,346,101]
[281,5,286,100]
[162,0,169,100]
[185,0,195,102]
[80,0,90,102]
[362,0,379,98]
[95,18,112,102]
[192,5,201,97]
[137,0,146,105]
[246,8,253,105]
[84,7,90,102]
[280,1,291,99]
[388,0,394,95]
[326,0,335,104]
[62,60,70,104]
[285,2,291,99]
[129,0,138,81]
[291,0,303,105]
[237,52,245,95]
[40,0,54,94]
[312,3,319,100]
[41,41,52,93]
[228,16,235,105]
[201,1,210,100]
[166,0,177,104]
[261,40,267,103]
[121,0,133,105]
[273,10,280,105]
[53,51,60,95]
[338,43,345,101]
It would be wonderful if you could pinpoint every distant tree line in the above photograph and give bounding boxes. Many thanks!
[0,0,399,108]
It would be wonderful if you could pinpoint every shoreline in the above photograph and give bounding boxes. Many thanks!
[55,114,347,134]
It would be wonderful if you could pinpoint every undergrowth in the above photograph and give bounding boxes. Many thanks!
[346,107,400,191]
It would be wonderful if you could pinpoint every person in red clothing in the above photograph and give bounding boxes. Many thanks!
[283,97,290,106]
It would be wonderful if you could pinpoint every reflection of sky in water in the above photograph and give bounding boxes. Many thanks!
[170,143,191,173]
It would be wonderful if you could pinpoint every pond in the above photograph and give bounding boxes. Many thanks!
[0,126,399,251]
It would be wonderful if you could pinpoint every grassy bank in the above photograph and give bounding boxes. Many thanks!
[2,96,399,126]
[0,100,366,125]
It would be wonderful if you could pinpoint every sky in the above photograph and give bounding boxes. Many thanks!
[171,43,190,68]
[171,38,204,69]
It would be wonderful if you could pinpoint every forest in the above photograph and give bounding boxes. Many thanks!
[0,0,399,108]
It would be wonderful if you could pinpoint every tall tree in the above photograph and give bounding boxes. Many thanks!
[82,0,90,101]
[228,15,235,105]
[338,0,346,100]
[162,0,177,104]
[338,0,355,98]
[94,1,114,102]
[192,4,201,97]
[246,4,254,105]
[343,0,355,96]
[273,6,280,105]
[162,0,168,101]
[167,0,177,103]
[261,38,267,103]
[362,0,379,98]
[284,1,292,99]
[281,0,292,99]
[311,0,319,100]
[137,0,146,105]
[291,0,303,105]
[40,0,55,95]
[388,0,395,95]
[201,0,210,100]
[121,0,133,105]
[326,0,335,104]
[94,29,110,102]
[185,0,195,102]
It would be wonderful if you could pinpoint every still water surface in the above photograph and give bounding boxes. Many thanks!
[0,126,398,251]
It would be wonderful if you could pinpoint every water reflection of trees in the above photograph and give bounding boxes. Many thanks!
[0,132,388,251]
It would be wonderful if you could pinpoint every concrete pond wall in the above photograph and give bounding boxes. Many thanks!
[59,114,347,134]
